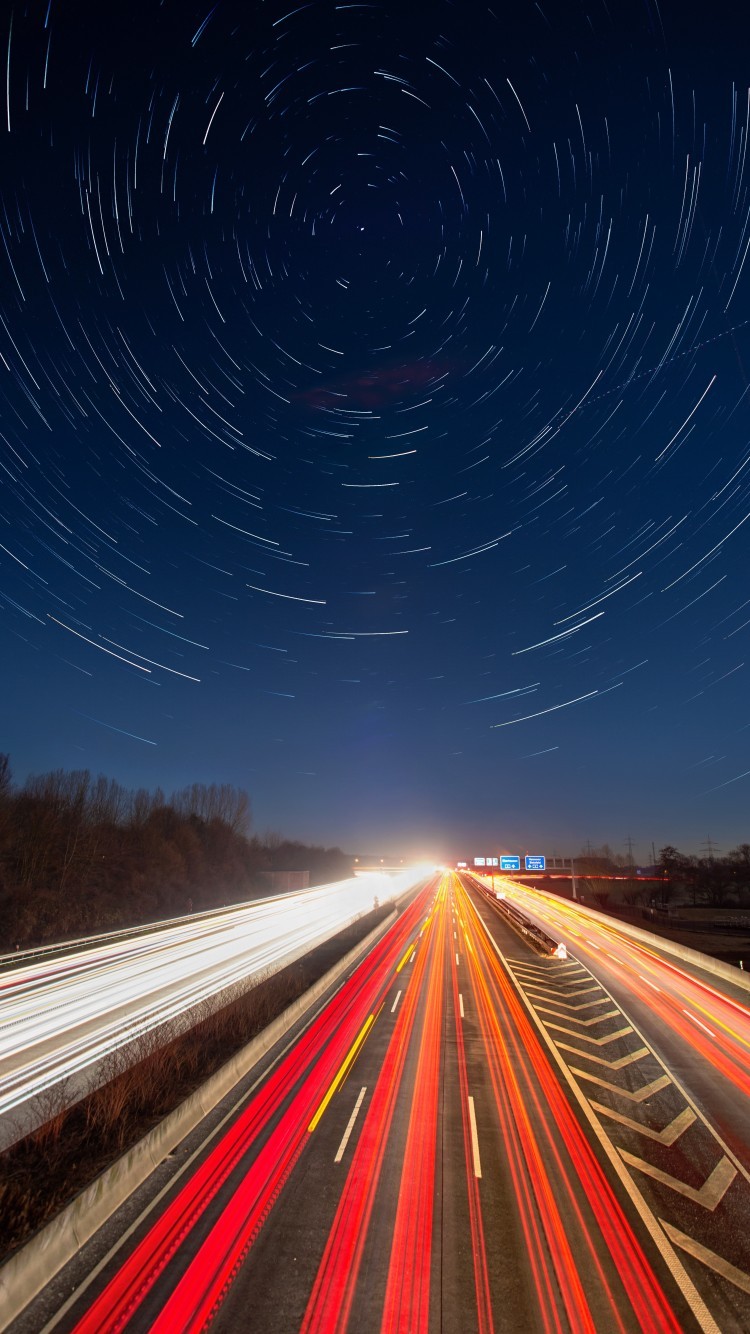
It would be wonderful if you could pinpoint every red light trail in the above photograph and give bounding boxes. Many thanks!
[53,872,749,1334]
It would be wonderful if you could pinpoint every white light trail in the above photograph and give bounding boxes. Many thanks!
[0,869,429,1145]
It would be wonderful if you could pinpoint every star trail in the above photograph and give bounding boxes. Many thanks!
[2,0,750,856]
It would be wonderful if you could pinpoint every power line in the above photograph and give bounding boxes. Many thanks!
[700,835,720,861]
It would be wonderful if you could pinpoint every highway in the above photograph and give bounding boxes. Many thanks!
[474,876,750,1167]
[0,869,428,1149]
[16,872,749,1333]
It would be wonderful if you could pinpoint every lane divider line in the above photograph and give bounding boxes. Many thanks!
[390,989,402,1014]
[334,1087,367,1164]
[459,992,465,1019]
[467,1095,482,1179]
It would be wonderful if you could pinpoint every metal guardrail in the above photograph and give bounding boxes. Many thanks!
[466,875,567,958]
[638,913,750,934]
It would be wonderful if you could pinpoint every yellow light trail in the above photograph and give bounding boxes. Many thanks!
[308,1012,376,1133]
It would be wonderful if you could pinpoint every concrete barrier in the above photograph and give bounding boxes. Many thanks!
[0,909,397,1331]
[579,903,750,994]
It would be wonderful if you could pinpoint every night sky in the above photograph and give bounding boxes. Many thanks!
[2,0,750,861]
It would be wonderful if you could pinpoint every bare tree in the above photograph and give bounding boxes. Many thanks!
[88,774,128,825]
[260,828,284,850]
[172,783,251,836]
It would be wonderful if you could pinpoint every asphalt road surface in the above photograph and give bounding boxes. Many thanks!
[17,872,750,1333]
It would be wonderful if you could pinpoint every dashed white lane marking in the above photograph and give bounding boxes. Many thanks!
[391,989,402,1014]
[683,1008,716,1039]
[335,1087,367,1164]
[468,1095,482,1178]
[455,952,460,966]
[459,992,465,1019]
[639,974,661,992]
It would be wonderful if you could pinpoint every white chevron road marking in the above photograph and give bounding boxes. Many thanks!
[523,983,602,998]
[591,1102,696,1146]
[554,1041,649,1069]
[660,1220,750,1294]
[571,1070,672,1102]
[530,996,613,1013]
[536,1006,620,1026]
[620,1152,737,1211]
[543,1021,634,1045]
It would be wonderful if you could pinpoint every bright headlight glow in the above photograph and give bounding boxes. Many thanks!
[0,868,428,1143]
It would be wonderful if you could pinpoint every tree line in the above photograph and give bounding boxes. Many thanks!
[655,844,750,908]
[571,840,750,909]
[0,756,352,948]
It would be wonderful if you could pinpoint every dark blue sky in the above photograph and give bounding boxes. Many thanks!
[2,0,750,861]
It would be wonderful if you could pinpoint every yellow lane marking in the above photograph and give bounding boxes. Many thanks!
[395,941,415,972]
[308,1012,376,1133]
[396,919,430,971]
